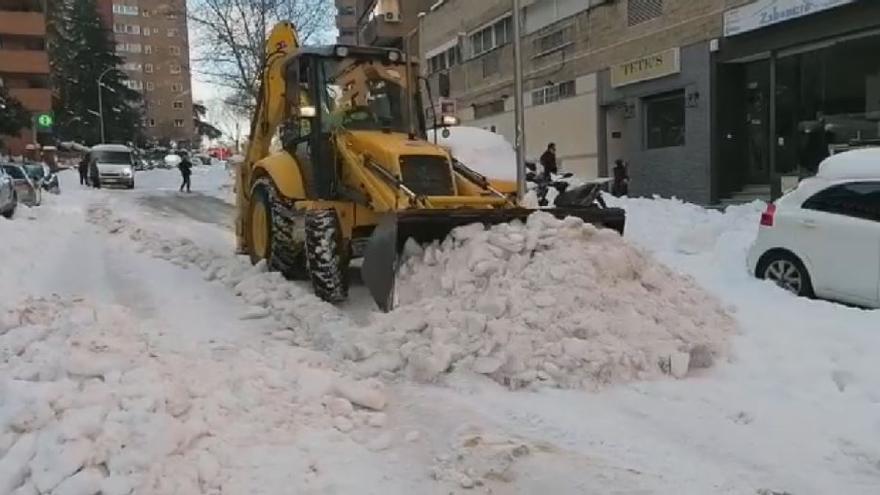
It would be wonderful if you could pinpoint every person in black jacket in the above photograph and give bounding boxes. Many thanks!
[540,143,558,178]
[78,153,89,185]
[178,153,192,192]
[612,159,629,197]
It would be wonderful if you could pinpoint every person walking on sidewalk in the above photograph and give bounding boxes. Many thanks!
[178,153,193,193]
[612,159,629,197]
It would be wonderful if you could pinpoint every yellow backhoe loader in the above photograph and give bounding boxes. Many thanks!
[236,22,625,311]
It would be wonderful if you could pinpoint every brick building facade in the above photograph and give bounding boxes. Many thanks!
[0,0,51,155]
[111,0,194,147]
[418,0,880,204]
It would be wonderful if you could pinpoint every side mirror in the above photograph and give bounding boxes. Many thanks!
[300,106,317,118]
[442,128,451,138]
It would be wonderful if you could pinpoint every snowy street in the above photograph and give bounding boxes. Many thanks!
[1,167,879,495]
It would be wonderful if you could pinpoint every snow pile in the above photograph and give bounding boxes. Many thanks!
[431,429,531,489]
[347,213,735,389]
[0,296,395,494]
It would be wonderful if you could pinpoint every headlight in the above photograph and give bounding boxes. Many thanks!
[387,50,401,62]
[335,46,350,58]
[122,168,133,176]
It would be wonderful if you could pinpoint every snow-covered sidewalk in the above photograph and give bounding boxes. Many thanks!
[1,169,878,494]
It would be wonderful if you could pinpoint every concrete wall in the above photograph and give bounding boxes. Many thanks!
[461,74,599,177]
[599,41,713,205]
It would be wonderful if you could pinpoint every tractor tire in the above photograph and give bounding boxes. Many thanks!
[304,209,349,303]
[249,177,308,279]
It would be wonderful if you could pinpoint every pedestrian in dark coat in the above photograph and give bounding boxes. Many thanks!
[78,153,89,185]
[178,153,192,193]
[612,159,629,197]
[540,143,558,178]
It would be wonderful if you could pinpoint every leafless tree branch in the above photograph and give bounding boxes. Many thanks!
[188,0,335,111]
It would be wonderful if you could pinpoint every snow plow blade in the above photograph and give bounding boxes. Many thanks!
[361,207,626,311]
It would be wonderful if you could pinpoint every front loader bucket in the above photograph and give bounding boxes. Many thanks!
[361,207,626,312]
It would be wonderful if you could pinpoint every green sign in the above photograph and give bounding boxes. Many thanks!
[36,113,54,129]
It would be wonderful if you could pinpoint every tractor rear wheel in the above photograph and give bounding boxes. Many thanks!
[249,177,307,279]
[304,209,349,303]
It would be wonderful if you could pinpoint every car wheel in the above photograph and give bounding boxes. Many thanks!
[758,252,814,298]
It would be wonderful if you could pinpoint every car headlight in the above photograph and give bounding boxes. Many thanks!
[122,167,133,177]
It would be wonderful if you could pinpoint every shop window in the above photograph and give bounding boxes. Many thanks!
[628,0,663,26]
[775,33,880,175]
[803,182,880,222]
[473,100,505,119]
[644,90,685,149]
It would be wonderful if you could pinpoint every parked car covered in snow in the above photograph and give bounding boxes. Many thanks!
[0,163,41,206]
[90,144,136,189]
[748,148,880,308]
[0,166,17,218]
[22,162,60,194]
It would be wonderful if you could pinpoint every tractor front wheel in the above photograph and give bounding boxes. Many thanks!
[248,177,307,279]
[304,209,349,303]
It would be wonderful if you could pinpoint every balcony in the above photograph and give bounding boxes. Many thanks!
[0,49,48,74]
[0,11,45,36]
[8,87,51,112]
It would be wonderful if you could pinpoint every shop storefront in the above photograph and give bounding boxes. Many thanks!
[599,43,713,205]
[716,0,880,199]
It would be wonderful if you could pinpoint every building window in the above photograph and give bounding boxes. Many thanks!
[153,28,160,34]
[473,99,505,119]
[142,9,151,17]
[644,90,685,149]
[533,28,569,57]
[143,29,151,37]
[531,80,576,106]
[469,16,512,58]
[115,42,142,53]
[169,46,181,56]
[144,45,152,54]
[144,63,153,73]
[112,4,139,16]
[429,44,460,73]
[171,83,183,92]
[123,62,142,72]
[173,100,184,109]
[169,64,181,74]
[148,119,156,127]
[628,0,663,26]
[123,79,143,91]
[174,119,185,128]
[146,82,155,91]
[339,5,354,15]
[167,28,178,37]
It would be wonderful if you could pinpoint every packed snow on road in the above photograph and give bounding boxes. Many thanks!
[1,166,878,494]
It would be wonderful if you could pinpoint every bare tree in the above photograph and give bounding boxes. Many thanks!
[188,0,335,111]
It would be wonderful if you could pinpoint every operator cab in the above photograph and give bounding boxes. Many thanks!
[281,45,418,200]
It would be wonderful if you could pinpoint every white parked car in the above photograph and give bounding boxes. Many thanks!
[747,148,880,308]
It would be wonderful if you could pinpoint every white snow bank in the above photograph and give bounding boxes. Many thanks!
[433,127,516,181]
[346,212,736,389]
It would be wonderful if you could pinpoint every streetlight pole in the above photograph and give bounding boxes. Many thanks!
[97,67,120,143]
[512,0,526,203]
